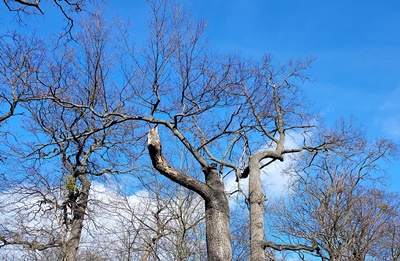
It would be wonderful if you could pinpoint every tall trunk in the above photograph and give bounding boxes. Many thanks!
[204,164,232,261]
[147,128,232,261]
[247,153,321,260]
[64,174,91,261]
[248,156,265,261]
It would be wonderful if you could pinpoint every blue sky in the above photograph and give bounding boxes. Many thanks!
[187,0,400,127]
[188,0,400,190]
[1,0,399,190]
[111,0,400,191]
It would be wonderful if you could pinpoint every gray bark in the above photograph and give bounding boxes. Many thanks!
[64,174,91,261]
[147,127,232,261]
[203,164,232,261]
[248,156,266,261]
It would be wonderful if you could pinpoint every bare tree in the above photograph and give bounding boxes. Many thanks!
[266,121,398,260]
[226,55,333,260]
[147,128,234,260]
[127,1,246,259]
[70,160,206,261]
[120,179,205,261]
[1,1,284,259]
[376,213,400,261]
[36,2,337,259]
[0,14,136,261]
[2,1,398,260]
[13,0,240,257]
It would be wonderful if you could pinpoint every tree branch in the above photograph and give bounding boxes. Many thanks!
[147,127,212,199]
[0,234,61,251]
[263,240,323,259]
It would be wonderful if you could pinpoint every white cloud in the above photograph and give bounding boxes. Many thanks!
[261,160,291,198]
[377,86,400,140]
[261,131,303,198]
[226,131,305,205]
[0,181,206,260]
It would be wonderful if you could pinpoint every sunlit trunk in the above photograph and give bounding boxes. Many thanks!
[249,156,265,261]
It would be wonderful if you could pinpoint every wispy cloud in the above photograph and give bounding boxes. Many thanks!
[377,86,400,140]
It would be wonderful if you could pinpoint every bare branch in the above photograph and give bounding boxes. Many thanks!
[147,127,211,199]
[263,240,322,257]
[0,235,61,251]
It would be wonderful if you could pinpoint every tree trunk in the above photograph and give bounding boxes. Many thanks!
[64,174,91,261]
[248,156,265,261]
[147,128,232,261]
[203,164,232,261]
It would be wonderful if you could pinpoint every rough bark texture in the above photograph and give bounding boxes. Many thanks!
[147,128,232,261]
[64,174,91,261]
[248,156,266,261]
[203,164,232,261]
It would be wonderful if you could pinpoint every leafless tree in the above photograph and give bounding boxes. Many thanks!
[266,121,398,260]
[67,158,206,261]
[226,55,335,260]
[15,0,241,257]
[0,14,137,261]
[125,0,247,259]
[1,1,271,259]
[1,0,398,260]
[375,213,400,261]
[35,2,351,259]
[110,177,206,261]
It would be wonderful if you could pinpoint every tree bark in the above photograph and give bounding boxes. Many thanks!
[64,174,91,261]
[203,164,232,261]
[147,127,232,261]
[248,156,266,261]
